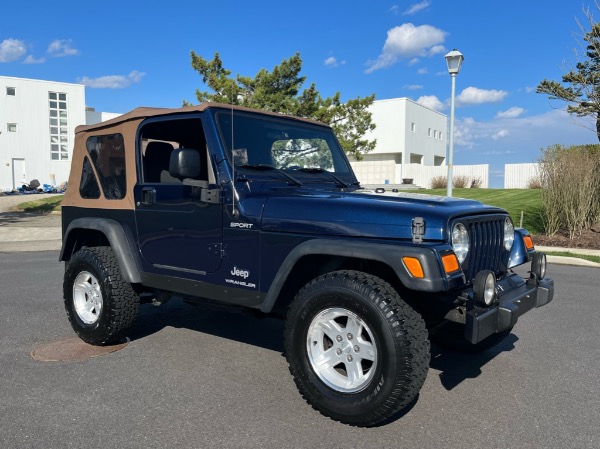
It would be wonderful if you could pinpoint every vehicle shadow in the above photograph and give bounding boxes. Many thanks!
[128,298,286,353]
[129,298,520,391]
[429,333,519,391]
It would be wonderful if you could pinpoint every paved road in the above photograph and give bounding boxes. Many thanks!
[0,253,598,449]
[0,195,62,252]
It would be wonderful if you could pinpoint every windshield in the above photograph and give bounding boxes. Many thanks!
[214,110,353,175]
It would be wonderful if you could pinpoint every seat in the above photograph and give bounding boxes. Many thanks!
[144,141,174,183]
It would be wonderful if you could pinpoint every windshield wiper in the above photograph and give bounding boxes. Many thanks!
[295,167,349,188]
[238,164,303,186]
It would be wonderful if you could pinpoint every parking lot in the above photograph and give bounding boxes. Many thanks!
[1,251,598,449]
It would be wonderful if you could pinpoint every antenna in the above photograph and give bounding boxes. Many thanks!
[230,89,239,218]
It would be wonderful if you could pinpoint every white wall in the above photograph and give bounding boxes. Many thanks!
[86,110,122,125]
[0,76,85,191]
[504,163,539,189]
[350,162,489,188]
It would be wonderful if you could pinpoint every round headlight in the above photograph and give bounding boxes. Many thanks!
[504,217,515,250]
[452,223,469,264]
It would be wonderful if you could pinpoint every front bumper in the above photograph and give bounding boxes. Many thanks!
[465,273,554,344]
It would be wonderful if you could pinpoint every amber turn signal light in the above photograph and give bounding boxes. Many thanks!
[402,257,424,278]
[523,235,534,250]
[441,254,460,274]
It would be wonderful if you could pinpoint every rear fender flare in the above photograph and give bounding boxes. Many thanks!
[60,218,142,283]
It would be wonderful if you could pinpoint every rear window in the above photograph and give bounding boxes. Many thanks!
[85,134,126,199]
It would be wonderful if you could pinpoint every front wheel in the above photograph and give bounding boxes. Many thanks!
[64,246,140,345]
[284,271,430,426]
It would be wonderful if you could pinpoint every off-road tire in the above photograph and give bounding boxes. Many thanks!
[430,321,513,353]
[64,246,139,345]
[284,270,430,427]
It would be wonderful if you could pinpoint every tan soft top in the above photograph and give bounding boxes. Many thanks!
[64,103,327,210]
[75,102,326,134]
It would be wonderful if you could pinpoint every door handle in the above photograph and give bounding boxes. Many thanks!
[141,187,156,206]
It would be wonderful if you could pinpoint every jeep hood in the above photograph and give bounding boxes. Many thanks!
[259,190,505,241]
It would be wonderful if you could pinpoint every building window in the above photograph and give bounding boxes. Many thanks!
[49,92,69,160]
[6,87,16,96]
[411,122,416,133]
[433,130,437,139]
[428,128,432,137]
[7,123,17,132]
[439,132,443,140]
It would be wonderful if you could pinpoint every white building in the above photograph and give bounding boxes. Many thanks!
[0,76,86,191]
[350,97,448,185]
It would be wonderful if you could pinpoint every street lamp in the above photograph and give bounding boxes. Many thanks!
[445,49,464,197]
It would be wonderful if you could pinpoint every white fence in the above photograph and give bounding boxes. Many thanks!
[504,163,539,189]
[350,162,489,188]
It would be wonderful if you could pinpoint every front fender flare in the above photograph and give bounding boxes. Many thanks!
[260,239,448,313]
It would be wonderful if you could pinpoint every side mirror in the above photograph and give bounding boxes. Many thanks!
[169,148,201,179]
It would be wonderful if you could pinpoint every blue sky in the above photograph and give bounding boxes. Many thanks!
[1,0,597,187]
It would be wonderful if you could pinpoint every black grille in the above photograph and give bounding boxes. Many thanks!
[457,216,506,282]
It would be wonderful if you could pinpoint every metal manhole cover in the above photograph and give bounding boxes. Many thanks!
[31,336,129,362]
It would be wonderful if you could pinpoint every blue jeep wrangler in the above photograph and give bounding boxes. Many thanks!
[60,103,554,426]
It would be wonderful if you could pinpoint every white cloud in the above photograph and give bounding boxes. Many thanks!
[324,56,345,67]
[492,129,509,140]
[0,38,27,62]
[417,67,428,75]
[78,70,146,89]
[455,86,508,106]
[405,84,423,90]
[47,39,79,57]
[23,55,45,64]
[389,5,400,14]
[403,1,431,16]
[427,45,446,56]
[365,23,447,73]
[496,107,525,119]
[454,109,595,151]
[416,95,445,111]
[483,150,516,155]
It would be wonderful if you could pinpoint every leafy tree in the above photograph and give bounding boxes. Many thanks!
[537,7,600,141]
[185,52,376,160]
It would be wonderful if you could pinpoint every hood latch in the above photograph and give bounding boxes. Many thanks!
[412,217,425,244]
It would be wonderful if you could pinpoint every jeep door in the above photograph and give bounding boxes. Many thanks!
[133,115,223,276]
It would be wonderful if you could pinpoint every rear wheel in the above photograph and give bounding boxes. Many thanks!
[284,270,430,426]
[64,246,139,345]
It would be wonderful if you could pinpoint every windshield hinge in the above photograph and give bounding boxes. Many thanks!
[412,217,426,244]
[201,187,221,204]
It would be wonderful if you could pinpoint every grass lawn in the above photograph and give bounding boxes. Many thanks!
[544,251,600,264]
[404,188,543,234]
[16,195,63,213]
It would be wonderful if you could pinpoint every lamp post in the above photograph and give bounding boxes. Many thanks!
[445,49,464,197]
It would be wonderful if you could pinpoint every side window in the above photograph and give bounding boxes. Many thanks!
[85,134,126,199]
[139,117,210,184]
[79,156,101,199]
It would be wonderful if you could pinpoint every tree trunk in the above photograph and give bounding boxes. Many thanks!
[597,115,600,142]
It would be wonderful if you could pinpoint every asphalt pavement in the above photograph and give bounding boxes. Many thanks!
[0,254,598,448]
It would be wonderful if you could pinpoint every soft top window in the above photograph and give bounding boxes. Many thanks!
[85,134,126,199]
